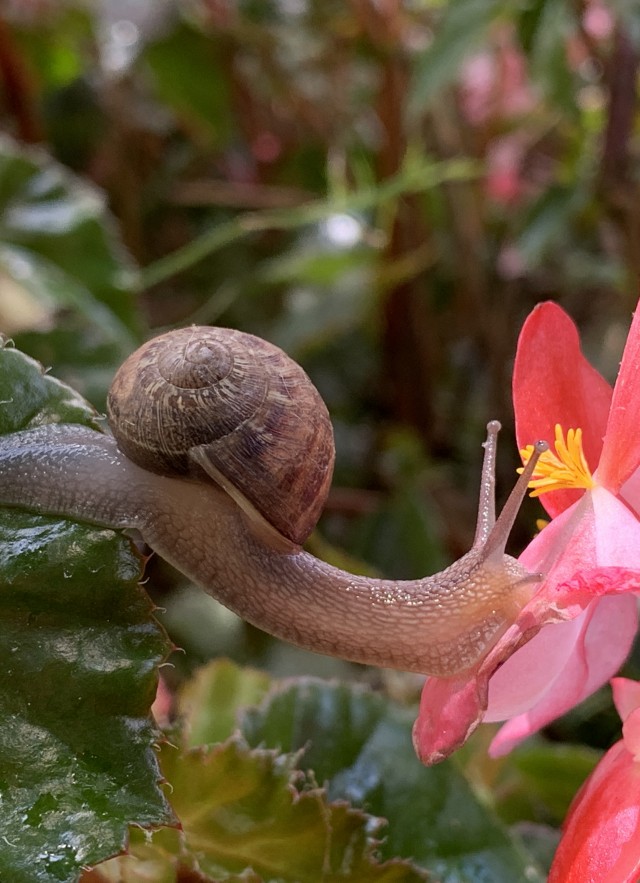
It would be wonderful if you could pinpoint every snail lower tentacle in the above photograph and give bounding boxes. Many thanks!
[0,327,547,676]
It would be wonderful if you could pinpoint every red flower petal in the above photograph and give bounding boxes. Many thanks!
[612,677,640,724]
[612,679,640,759]
[412,673,486,765]
[513,301,612,517]
[549,741,640,883]
[598,303,640,491]
[413,571,570,764]
[622,708,640,762]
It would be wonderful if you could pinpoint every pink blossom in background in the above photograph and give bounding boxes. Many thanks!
[414,300,640,765]
[151,675,173,728]
[459,6,614,210]
[567,0,614,69]
[459,31,535,206]
[583,0,614,41]
[548,678,640,883]
[460,38,534,125]
[484,136,528,204]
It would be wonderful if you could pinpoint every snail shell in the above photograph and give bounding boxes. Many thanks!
[106,326,335,545]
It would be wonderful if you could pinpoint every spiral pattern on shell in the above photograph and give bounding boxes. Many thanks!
[106,326,335,545]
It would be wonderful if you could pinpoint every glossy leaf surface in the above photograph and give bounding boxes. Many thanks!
[100,662,544,882]
[0,343,172,883]
[242,678,544,882]
[0,137,140,405]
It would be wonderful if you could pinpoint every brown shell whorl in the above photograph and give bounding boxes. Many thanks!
[106,326,335,545]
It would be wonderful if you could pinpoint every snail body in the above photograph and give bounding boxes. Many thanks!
[0,327,547,676]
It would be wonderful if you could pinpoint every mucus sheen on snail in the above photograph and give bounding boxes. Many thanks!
[0,326,548,677]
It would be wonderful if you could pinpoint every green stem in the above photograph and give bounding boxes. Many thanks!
[139,158,477,289]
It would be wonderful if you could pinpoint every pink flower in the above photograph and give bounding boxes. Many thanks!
[485,136,528,204]
[460,39,534,126]
[583,0,614,41]
[414,300,640,764]
[459,35,535,207]
[548,678,640,882]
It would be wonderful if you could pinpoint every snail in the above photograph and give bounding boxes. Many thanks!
[0,326,548,676]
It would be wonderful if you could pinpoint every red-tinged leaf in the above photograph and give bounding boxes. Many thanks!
[91,739,428,883]
[241,677,546,881]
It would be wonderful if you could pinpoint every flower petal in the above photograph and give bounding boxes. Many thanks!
[620,467,640,519]
[612,677,640,724]
[488,594,638,755]
[599,302,640,491]
[486,486,640,748]
[592,485,640,569]
[623,708,640,761]
[414,485,640,764]
[484,611,592,722]
[518,494,597,593]
[414,580,638,765]
[412,673,486,765]
[548,741,640,883]
[413,571,576,765]
[513,301,612,517]
[612,678,640,759]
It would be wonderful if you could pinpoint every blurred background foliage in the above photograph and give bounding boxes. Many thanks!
[1,0,640,822]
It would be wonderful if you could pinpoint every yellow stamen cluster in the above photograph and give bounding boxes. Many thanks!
[519,424,595,496]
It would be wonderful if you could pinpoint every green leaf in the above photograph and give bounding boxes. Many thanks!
[0,341,99,435]
[520,1,576,115]
[241,679,545,882]
[12,9,92,90]
[160,739,427,882]
[180,659,272,747]
[351,487,447,580]
[408,0,506,118]
[0,137,140,405]
[92,739,427,882]
[142,22,233,147]
[505,742,601,824]
[516,185,586,268]
[81,828,205,883]
[0,343,173,883]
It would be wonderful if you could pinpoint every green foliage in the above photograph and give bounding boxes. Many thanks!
[2,3,639,880]
[143,22,233,147]
[0,344,172,883]
[92,661,545,882]
[161,739,426,883]
[180,658,272,747]
[241,678,544,882]
[505,743,601,824]
[95,741,427,882]
[408,0,506,117]
[0,138,140,405]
